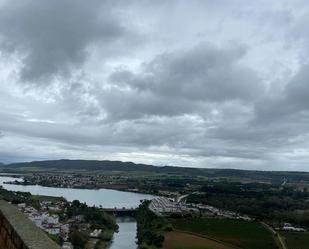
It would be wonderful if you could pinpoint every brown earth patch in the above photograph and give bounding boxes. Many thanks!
[162,231,236,249]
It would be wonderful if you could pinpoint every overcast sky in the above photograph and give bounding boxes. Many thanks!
[1,0,309,170]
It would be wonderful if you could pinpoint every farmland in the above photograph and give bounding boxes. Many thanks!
[162,231,234,249]
[171,218,277,249]
[280,231,309,249]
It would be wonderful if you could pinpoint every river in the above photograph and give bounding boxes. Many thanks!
[0,176,155,249]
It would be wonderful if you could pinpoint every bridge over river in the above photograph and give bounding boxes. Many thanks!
[100,207,137,216]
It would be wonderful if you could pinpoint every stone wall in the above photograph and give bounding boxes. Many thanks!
[0,200,61,249]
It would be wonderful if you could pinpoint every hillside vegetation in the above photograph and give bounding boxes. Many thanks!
[2,159,309,184]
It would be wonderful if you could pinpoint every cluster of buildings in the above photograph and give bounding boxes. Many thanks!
[149,196,252,221]
[150,197,307,233]
[192,203,252,221]
[16,201,108,249]
[21,174,97,188]
[276,223,306,232]
[14,173,132,190]
[149,197,198,214]
[17,202,70,241]
[90,229,102,238]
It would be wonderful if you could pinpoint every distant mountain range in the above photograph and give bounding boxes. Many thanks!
[1,159,309,184]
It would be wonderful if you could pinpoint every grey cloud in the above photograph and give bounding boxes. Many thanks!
[100,88,204,121]
[292,11,309,48]
[285,64,309,108]
[114,44,263,101]
[106,43,264,120]
[255,63,309,124]
[0,151,39,164]
[2,0,309,170]
[0,0,128,83]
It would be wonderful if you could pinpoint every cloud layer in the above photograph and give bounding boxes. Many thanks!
[0,0,132,83]
[1,0,309,170]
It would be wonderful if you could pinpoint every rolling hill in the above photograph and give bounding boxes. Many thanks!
[1,159,309,184]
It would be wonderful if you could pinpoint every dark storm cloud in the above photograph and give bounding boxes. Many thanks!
[112,44,262,101]
[0,0,127,83]
[106,43,263,120]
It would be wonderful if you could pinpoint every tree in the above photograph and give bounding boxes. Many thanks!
[69,229,88,249]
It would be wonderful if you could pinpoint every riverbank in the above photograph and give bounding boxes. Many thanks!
[2,173,158,196]
[0,176,155,249]
[0,184,118,249]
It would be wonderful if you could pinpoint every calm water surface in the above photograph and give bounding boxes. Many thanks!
[0,176,154,208]
[0,175,155,249]
[107,217,137,249]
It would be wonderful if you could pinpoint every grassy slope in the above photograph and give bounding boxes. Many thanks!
[280,231,309,249]
[171,218,276,249]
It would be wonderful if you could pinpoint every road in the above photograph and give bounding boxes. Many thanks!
[177,194,188,203]
[261,222,287,249]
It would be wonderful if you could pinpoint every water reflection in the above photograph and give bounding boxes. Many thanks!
[108,217,137,249]
[0,176,154,208]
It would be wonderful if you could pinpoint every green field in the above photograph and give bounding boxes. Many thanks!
[171,218,276,249]
[280,231,309,249]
